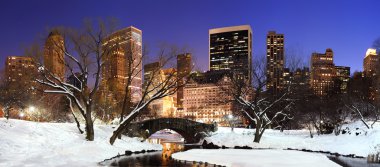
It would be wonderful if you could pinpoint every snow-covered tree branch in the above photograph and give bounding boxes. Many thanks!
[109,46,192,145]
[27,19,119,141]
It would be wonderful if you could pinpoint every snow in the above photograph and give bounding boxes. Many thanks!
[0,118,162,167]
[149,130,184,143]
[205,121,380,157]
[172,149,340,167]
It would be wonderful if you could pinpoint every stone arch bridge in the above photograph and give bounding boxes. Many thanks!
[123,118,217,143]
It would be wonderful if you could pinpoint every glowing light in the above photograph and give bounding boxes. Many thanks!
[365,48,377,57]
[228,114,233,119]
[19,112,25,118]
[29,106,35,112]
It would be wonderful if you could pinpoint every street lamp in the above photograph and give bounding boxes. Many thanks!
[29,106,35,112]
[29,106,39,122]
[228,114,233,119]
[226,114,234,132]
[19,112,25,119]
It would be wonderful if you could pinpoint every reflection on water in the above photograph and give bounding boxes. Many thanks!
[103,130,203,166]
[104,142,199,167]
[161,142,185,165]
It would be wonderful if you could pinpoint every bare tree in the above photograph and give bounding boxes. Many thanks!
[119,40,144,123]
[285,46,306,72]
[344,72,378,129]
[109,46,190,145]
[373,37,380,51]
[223,56,293,143]
[29,19,118,141]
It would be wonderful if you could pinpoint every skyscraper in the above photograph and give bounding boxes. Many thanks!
[5,56,37,93]
[6,56,36,83]
[209,25,252,82]
[177,53,192,108]
[183,70,234,124]
[363,48,378,77]
[310,48,336,96]
[44,30,65,80]
[5,56,38,116]
[266,31,285,96]
[100,26,143,103]
[143,62,176,117]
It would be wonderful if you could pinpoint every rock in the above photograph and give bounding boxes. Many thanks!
[125,150,133,155]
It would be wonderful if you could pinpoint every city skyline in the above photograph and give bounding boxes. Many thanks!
[1,0,379,74]
[1,2,380,166]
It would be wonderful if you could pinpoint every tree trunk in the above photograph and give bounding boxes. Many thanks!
[5,109,9,120]
[85,105,94,141]
[73,112,84,134]
[67,96,83,134]
[309,128,314,138]
[110,110,140,145]
[254,120,261,143]
[119,87,131,139]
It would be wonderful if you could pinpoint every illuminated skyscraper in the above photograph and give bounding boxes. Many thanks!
[310,48,336,96]
[183,71,233,124]
[177,53,192,108]
[44,30,65,80]
[266,31,285,96]
[209,25,252,82]
[143,62,176,117]
[363,48,378,77]
[6,56,36,84]
[100,26,143,103]
[5,56,37,95]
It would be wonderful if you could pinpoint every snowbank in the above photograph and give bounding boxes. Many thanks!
[172,149,340,167]
[0,118,162,167]
[205,121,380,157]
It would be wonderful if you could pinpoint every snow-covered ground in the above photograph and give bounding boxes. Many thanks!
[0,118,162,167]
[204,121,380,157]
[172,149,340,167]
[171,121,379,167]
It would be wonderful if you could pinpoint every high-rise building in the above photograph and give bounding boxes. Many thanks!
[363,48,378,77]
[209,25,252,82]
[177,53,192,108]
[143,62,176,117]
[335,66,350,94]
[44,30,65,80]
[183,71,234,124]
[143,62,161,89]
[266,31,285,96]
[100,26,143,103]
[5,56,37,91]
[293,67,310,86]
[283,68,292,86]
[310,48,336,96]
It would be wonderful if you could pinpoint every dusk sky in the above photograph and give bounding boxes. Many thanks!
[1,0,379,73]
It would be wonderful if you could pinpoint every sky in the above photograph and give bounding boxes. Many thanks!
[0,0,379,74]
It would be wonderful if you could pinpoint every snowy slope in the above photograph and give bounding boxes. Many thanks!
[0,118,162,167]
[205,121,380,157]
[172,149,340,167]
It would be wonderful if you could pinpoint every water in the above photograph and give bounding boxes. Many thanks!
[101,130,206,167]
[103,142,205,167]
[102,130,380,167]
[328,156,380,167]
